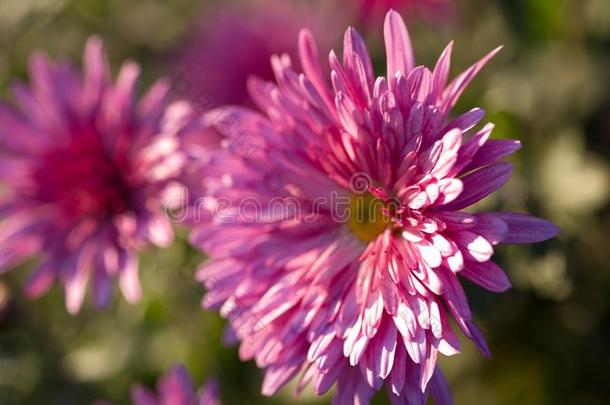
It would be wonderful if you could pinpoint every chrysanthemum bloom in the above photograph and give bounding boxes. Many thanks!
[193,10,558,404]
[131,365,220,405]
[173,1,337,109]
[0,37,189,313]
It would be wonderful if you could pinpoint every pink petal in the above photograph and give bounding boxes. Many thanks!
[298,29,334,111]
[472,213,509,245]
[343,27,374,86]
[429,41,453,102]
[453,231,494,263]
[118,252,142,303]
[492,212,559,243]
[92,267,113,308]
[428,368,453,405]
[442,162,513,211]
[262,362,302,396]
[465,320,491,358]
[384,10,415,81]
[158,365,195,405]
[130,385,158,405]
[465,139,522,172]
[373,321,397,379]
[83,35,110,105]
[198,379,220,405]
[416,239,442,268]
[441,46,502,113]
[24,262,56,299]
[460,260,511,292]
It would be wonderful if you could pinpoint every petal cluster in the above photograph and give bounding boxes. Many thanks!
[193,10,558,405]
[0,37,192,313]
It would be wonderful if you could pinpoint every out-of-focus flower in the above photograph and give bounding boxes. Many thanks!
[96,365,220,405]
[0,36,190,313]
[192,10,558,404]
[172,0,338,110]
[354,0,455,25]
[131,365,219,405]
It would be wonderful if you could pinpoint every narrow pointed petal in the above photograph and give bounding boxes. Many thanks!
[492,212,559,243]
[441,46,503,113]
[442,162,513,210]
[460,260,511,292]
[384,10,415,80]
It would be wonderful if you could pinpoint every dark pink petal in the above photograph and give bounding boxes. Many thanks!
[492,212,559,243]
[24,262,56,299]
[428,368,453,405]
[384,10,415,80]
[102,61,140,130]
[442,162,513,211]
[118,252,142,304]
[343,27,374,86]
[198,379,220,405]
[333,366,376,405]
[262,362,302,396]
[0,105,44,154]
[472,213,509,245]
[441,46,502,113]
[451,123,494,175]
[464,139,521,172]
[465,320,491,358]
[64,244,95,314]
[437,269,471,327]
[139,78,171,121]
[373,320,398,379]
[389,344,406,395]
[298,29,334,111]
[158,365,196,405]
[429,41,453,103]
[83,36,110,105]
[92,267,113,308]
[445,108,485,133]
[130,385,158,405]
[453,231,494,263]
[460,260,511,292]
[64,269,89,314]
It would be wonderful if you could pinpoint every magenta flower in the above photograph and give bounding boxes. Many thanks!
[131,365,220,405]
[173,1,337,109]
[192,10,558,404]
[0,37,188,313]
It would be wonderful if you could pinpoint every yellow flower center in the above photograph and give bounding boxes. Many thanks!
[348,193,392,243]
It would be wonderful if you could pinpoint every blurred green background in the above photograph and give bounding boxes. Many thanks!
[1,0,610,404]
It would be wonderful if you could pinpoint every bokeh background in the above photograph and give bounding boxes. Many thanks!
[1,0,610,404]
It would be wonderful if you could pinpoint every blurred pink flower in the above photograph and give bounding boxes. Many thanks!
[131,365,220,405]
[0,37,192,313]
[173,0,338,110]
[357,0,455,24]
[192,10,558,404]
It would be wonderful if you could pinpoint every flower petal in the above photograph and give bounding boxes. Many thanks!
[492,212,559,243]
[384,10,415,81]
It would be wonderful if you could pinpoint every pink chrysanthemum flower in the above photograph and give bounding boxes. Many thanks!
[173,1,337,109]
[192,10,558,404]
[0,37,188,313]
[131,365,220,405]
